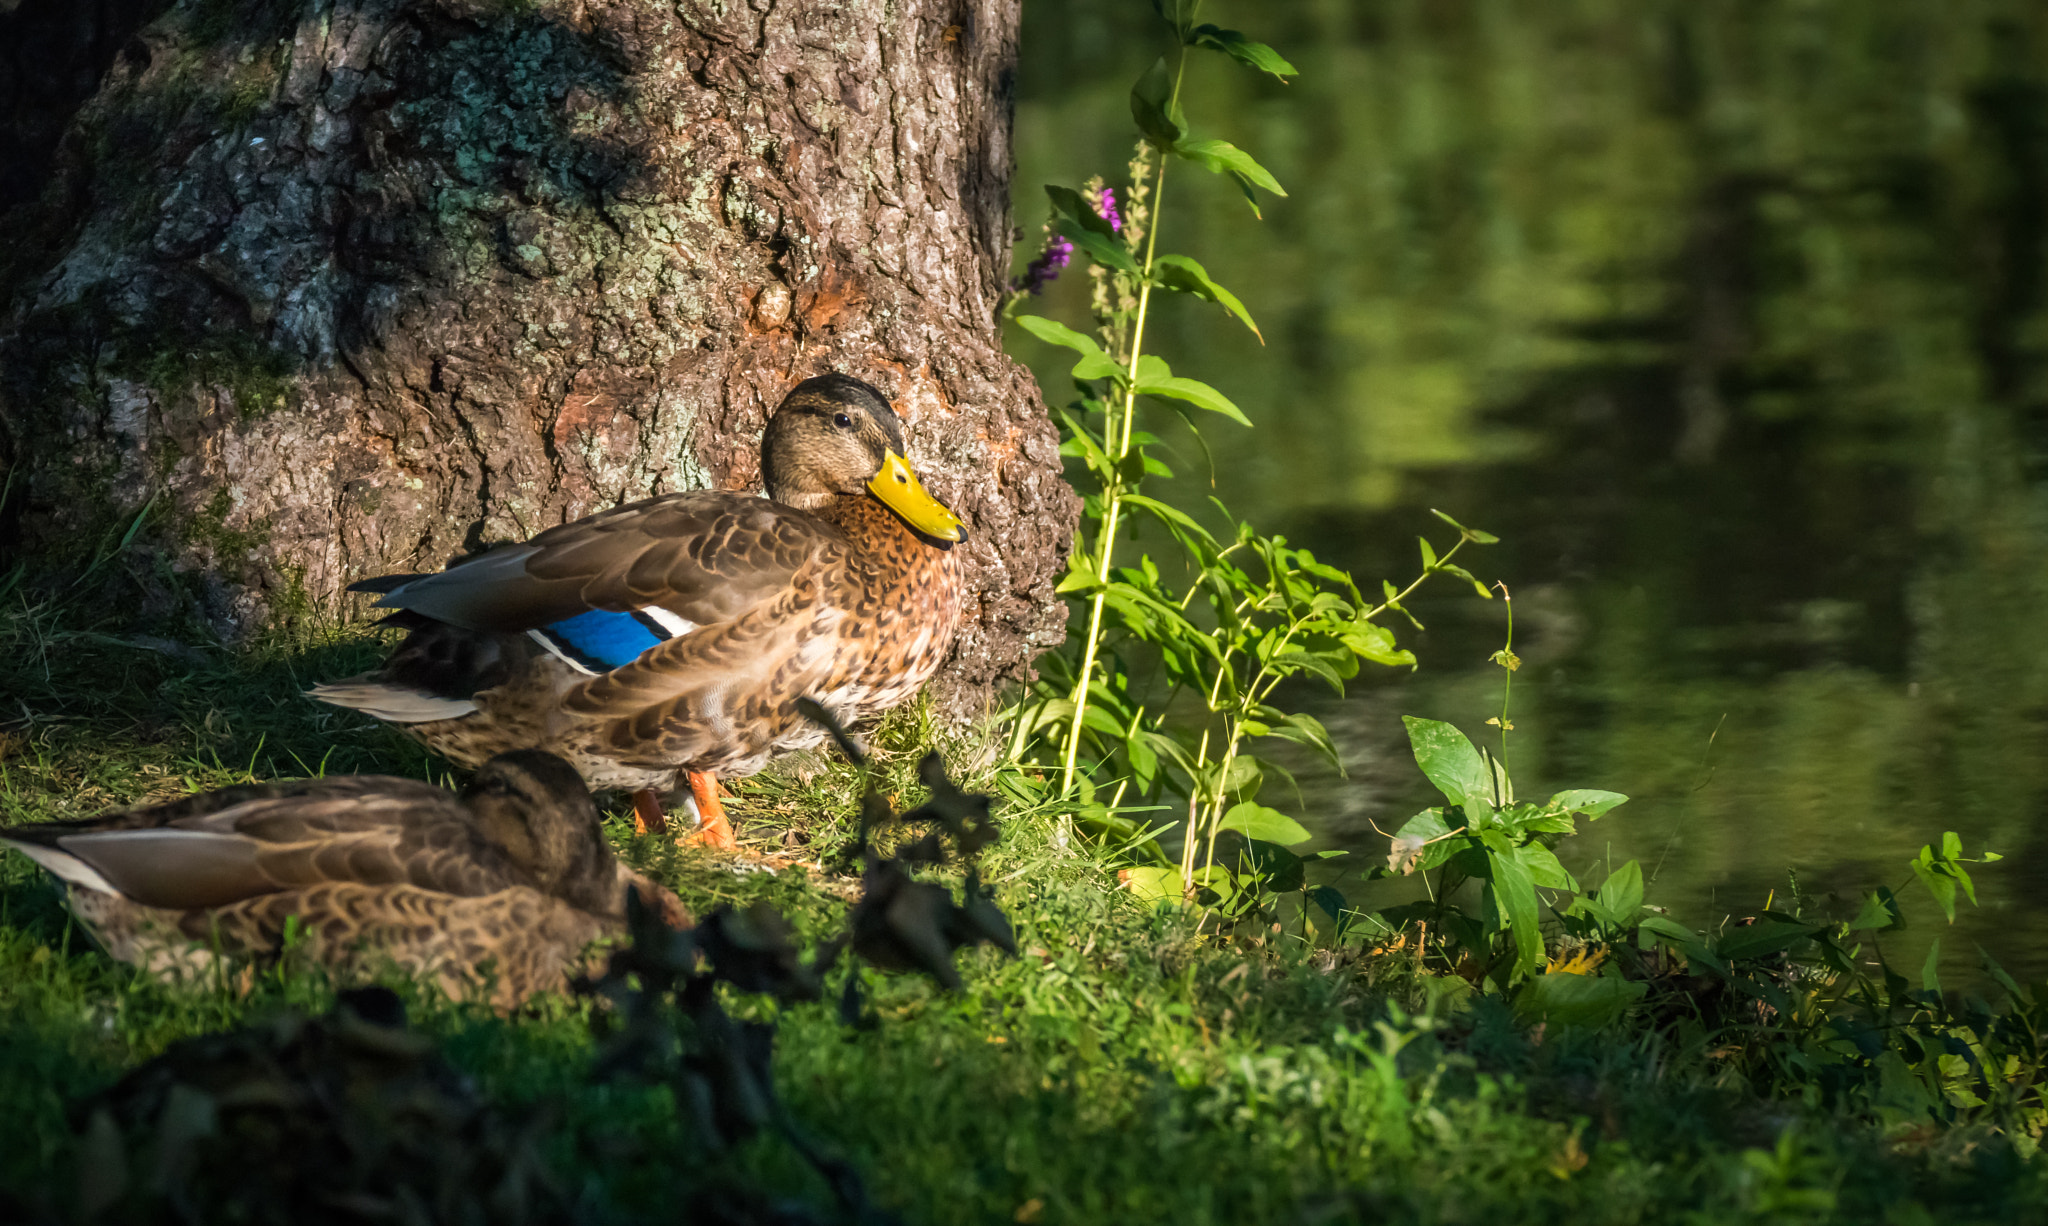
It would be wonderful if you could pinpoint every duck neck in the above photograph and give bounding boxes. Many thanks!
[824,492,931,553]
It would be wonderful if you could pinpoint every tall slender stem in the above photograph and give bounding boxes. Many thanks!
[1060,53,1186,796]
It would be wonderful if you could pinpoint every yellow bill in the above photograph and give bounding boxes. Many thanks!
[869,451,966,541]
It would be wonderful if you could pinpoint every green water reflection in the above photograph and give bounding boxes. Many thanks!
[1011,0,2048,981]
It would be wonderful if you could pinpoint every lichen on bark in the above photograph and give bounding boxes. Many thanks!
[0,0,1076,702]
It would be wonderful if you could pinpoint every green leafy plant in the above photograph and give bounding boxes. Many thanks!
[1003,0,1495,914]
[1366,714,1631,988]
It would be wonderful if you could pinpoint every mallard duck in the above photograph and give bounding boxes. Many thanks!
[308,373,967,848]
[0,752,689,1009]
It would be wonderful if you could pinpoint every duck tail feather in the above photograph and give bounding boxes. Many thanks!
[347,573,425,595]
[306,680,480,723]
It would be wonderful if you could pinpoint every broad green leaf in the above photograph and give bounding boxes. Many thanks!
[1150,0,1196,38]
[1513,842,1575,891]
[1122,865,1183,903]
[1401,717,1492,828]
[1848,888,1902,932]
[1308,886,1349,934]
[1217,801,1311,847]
[1547,789,1629,819]
[1186,24,1298,80]
[1130,59,1186,149]
[1714,918,1822,962]
[1516,970,1646,1029]
[1237,839,1305,892]
[1486,847,1545,974]
[1386,807,1457,875]
[1639,916,1729,978]
[1342,624,1415,668]
[1910,845,1960,923]
[1059,221,1141,274]
[1172,137,1286,196]
[1134,374,1251,425]
[1015,315,1117,379]
[1151,254,1262,342]
[1597,860,1645,924]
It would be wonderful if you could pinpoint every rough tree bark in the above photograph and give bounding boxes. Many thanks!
[0,0,1076,704]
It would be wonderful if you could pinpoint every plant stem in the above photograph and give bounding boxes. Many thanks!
[1060,53,1187,797]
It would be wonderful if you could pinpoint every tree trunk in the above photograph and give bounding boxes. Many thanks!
[0,0,1076,703]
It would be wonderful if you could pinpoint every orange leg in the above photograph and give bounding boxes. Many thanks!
[682,769,737,850]
[631,788,669,837]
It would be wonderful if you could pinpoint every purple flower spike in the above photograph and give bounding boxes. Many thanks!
[1097,188,1123,235]
[1012,234,1074,295]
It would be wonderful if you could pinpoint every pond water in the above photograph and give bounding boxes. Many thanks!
[1010,0,2048,984]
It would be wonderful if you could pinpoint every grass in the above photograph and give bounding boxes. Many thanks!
[1,580,2044,1224]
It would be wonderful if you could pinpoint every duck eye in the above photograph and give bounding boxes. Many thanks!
[833,412,853,429]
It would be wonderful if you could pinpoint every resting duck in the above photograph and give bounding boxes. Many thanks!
[309,373,967,848]
[0,751,690,1009]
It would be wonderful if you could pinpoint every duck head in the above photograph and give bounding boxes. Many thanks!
[464,750,619,913]
[762,373,966,542]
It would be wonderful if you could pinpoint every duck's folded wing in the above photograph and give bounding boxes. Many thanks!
[0,780,524,907]
[358,492,847,635]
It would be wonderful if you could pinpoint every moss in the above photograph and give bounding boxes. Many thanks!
[181,486,271,570]
[133,329,296,420]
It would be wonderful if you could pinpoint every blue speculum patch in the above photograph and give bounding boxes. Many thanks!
[541,609,668,671]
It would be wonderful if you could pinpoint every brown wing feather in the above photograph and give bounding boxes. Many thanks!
[555,559,842,766]
[11,779,534,908]
[371,492,850,632]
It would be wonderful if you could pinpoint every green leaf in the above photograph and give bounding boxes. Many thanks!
[1486,847,1544,975]
[1151,254,1262,341]
[1130,59,1186,149]
[1172,138,1286,196]
[1921,937,1943,994]
[1401,717,1493,828]
[1714,918,1822,962]
[1513,841,1574,891]
[1547,789,1629,819]
[1430,507,1500,544]
[1015,315,1114,366]
[1237,840,1305,893]
[1910,845,1960,924]
[1309,886,1349,935]
[1187,24,1298,81]
[1067,225,1141,275]
[1134,374,1252,426]
[1122,493,1220,544]
[1386,807,1460,875]
[1123,865,1184,904]
[1434,562,1493,600]
[1217,802,1312,847]
[1342,623,1415,668]
[1639,915,1726,977]
[1044,184,1116,238]
[1596,860,1645,924]
[1849,888,1902,932]
[1517,970,1647,1029]
[1149,0,1196,41]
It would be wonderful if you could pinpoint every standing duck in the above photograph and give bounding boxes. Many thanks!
[0,751,690,1009]
[309,374,967,848]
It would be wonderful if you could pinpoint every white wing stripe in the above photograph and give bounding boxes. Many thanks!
[527,629,599,675]
[639,607,698,638]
